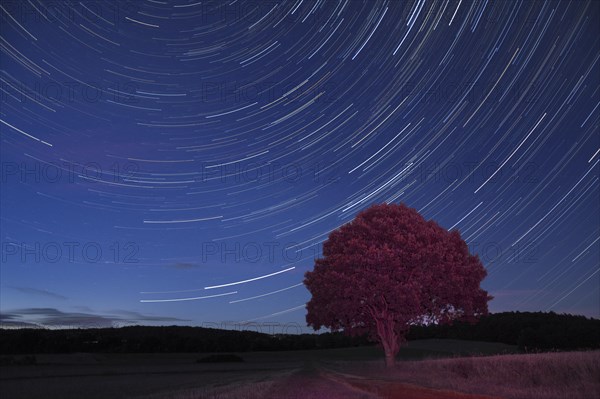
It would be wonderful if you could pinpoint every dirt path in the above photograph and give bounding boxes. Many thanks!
[265,362,378,398]
[266,363,503,399]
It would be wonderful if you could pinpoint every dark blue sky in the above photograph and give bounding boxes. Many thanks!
[1,0,598,332]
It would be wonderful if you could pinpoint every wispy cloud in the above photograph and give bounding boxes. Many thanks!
[109,309,190,322]
[8,286,68,300]
[0,312,43,328]
[0,308,190,329]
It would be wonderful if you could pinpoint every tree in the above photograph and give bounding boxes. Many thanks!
[304,203,491,367]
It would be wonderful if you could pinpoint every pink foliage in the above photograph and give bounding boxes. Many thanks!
[304,203,491,366]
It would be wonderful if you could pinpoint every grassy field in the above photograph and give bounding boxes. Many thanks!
[1,340,597,399]
[328,350,600,399]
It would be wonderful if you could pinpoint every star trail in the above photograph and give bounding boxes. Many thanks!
[0,0,598,331]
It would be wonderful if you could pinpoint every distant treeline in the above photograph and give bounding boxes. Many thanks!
[0,326,371,354]
[408,311,600,351]
[1,312,597,354]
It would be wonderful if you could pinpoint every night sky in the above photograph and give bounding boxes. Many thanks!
[0,0,598,332]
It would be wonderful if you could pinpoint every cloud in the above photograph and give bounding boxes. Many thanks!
[8,286,68,300]
[0,320,43,328]
[110,309,190,322]
[0,308,190,329]
[0,312,43,328]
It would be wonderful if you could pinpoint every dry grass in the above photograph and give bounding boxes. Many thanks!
[331,350,600,399]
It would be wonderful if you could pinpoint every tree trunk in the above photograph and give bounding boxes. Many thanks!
[384,351,396,368]
[375,316,399,368]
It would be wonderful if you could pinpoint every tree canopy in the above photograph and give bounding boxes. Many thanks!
[304,203,491,366]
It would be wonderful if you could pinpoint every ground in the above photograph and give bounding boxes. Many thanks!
[266,361,503,399]
[5,339,592,399]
